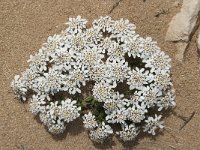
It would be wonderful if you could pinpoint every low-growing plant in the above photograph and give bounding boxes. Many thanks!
[11,16,175,143]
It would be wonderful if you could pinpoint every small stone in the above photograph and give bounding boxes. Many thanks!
[173,0,183,7]
[175,42,188,62]
[197,32,200,50]
[154,9,169,17]
[166,0,200,42]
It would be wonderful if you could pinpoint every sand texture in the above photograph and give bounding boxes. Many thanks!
[1,0,200,149]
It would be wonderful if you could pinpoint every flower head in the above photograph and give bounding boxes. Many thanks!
[89,122,113,143]
[143,115,164,135]
[83,112,98,130]
[66,16,87,33]
[116,123,139,142]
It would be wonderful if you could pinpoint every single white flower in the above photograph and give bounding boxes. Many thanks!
[39,111,53,126]
[50,48,76,71]
[143,115,164,135]
[116,123,139,142]
[125,91,143,106]
[69,33,86,51]
[61,76,82,95]
[153,71,172,90]
[106,57,130,83]
[92,16,113,32]
[48,120,66,135]
[30,94,46,115]
[42,34,61,55]
[139,86,162,108]
[31,76,47,94]
[28,51,48,72]
[21,68,40,88]
[59,99,81,122]
[140,37,160,59]
[126,102,147,123]
[145,51,171,73]
[88,63,108,81]
[107,42,127,58]
[99,37,113,53]
[81,46,104,67]
[43,68,63,94]
[103,92,126,114]
[127,67,151,90]
[84,28,102,45]
[46,101,61,120]
[106,107,128,124]
[157,88,176,111]
[83,112,98,130]
[65,15,87,33]
[126,35,143,58]
[92,81,113,102]
[89,122,113,143]
[11,75,27,101]
[111,18,136,42]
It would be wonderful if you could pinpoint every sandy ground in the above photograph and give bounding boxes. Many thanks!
[1,0,200,149]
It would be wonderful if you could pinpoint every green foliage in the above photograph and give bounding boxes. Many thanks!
[78,95,106,123]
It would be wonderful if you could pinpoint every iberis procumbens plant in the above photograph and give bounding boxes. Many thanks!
[11,16,175,143]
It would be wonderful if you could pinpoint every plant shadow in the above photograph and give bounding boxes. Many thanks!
[34,116,85,141]
[92,136,116,149]
[90,107,172,149]
[90,129,166,150]
[51,118,85,141]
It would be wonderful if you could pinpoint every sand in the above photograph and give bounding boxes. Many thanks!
[1,0,200,149]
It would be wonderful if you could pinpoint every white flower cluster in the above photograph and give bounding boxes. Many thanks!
[11,16,175,143]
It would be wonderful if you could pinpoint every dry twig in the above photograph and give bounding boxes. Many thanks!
[109,0,123,14]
